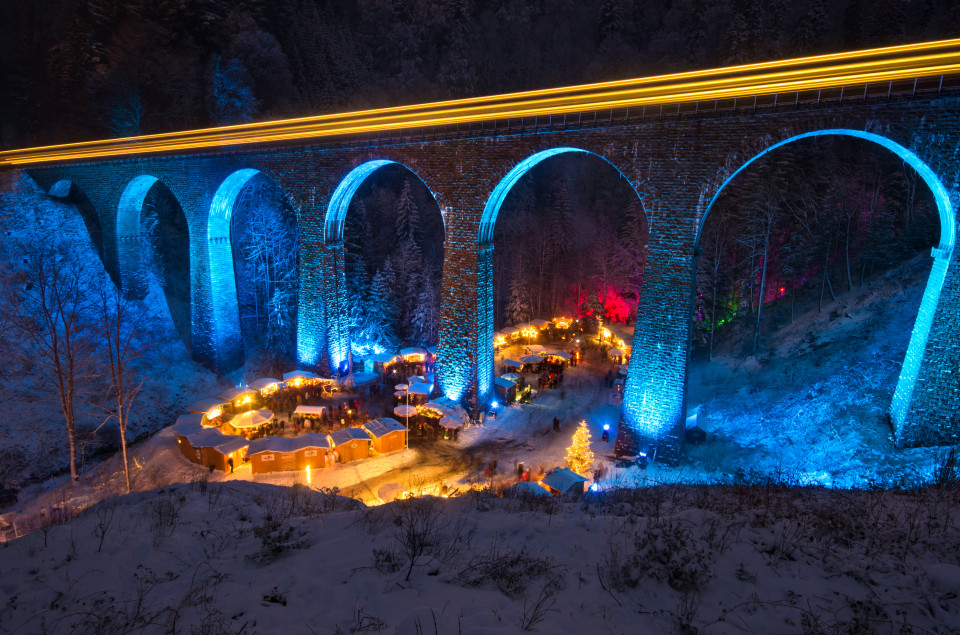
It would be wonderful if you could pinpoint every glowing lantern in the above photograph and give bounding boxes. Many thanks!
[207,407,222,419]
[521,326,538,339]
[553,317,572,329]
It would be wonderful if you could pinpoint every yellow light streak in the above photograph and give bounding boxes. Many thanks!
[3,38,960,166]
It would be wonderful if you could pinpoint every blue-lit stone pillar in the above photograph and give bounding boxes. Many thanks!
[436,204,487,410]
[616,223,693,462]
[894,240,960,447]
[323,241,350,374]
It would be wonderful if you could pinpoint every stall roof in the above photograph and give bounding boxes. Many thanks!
[247,433,330,455]
[184,428,249,454]
[438,416,463,429]
[218,386,256,402]
[172,414,205,436]
[408,375,427,384]
[426,346,437,355]
[229,409,274,429]
[250,378,282,391]
[519,354,544,364]
[500,325,522,335]
[540,467,589,494]
[503,358,524,368]
[524,344,546,354]
[400,347,428,358]
[186,397,227,414]
[502,373,521,382]
[421,399,468,424]
[294,405,327,416]
[370,353,400,363]
[330,427,372,445]
[545,350,572,360]
[363,417,407,438]
[283,369,320,381]
[494,376,517,388]
[530,318,550,327]
[408,383,433,395]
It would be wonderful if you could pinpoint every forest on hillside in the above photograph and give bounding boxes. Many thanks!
[2,0,959,149]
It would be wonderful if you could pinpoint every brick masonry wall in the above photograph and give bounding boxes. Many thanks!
[22,93,960,454]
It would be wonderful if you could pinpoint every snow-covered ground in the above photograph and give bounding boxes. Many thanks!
[2,478,960,633]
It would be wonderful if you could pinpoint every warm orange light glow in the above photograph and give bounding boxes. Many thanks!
[553,317,572,329]
[3,38,960,166]
[521,326,539,339]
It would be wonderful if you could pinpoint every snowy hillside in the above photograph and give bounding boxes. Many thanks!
[682,251,946,487]
[0,173,220,494]
[2,479,959,633]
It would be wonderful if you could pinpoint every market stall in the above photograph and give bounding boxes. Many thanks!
[363,417,408,454]
[186,398,227,425]
[329,427,371,463]
[223,409,274,437]
[174,419,249,472]
[245,433,331,474]
[494,376,518,404]
[219,386,258,412]
[249,378,282,396]
[540,467,589,497]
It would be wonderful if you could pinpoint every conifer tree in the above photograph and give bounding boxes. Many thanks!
[566,420,595,476]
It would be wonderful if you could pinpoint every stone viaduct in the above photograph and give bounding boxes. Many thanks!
[6,46,960,458]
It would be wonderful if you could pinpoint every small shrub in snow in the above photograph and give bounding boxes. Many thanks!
[456,541,566,597]
[249,519,306,564]
[389,497,475,582]
[146,491,185,547]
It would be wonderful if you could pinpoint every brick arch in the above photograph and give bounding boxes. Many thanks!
[313,159,446,372]
[115,174,164,298]
[694,128,956,445]
[461,147,649,405]
[209,167,300,371]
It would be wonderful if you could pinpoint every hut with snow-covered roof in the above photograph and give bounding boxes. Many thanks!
[362,417,408,454]
[246,433,331,474]
[173,417,249,472]
[329,427,372,463]
[540,467,589,497]
[494,376,518,403]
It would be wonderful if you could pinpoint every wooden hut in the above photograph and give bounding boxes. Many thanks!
[494,376,518,404]
[246,433,331,474]
[362,417,408,454]
[540,467,589,497]
[329,427,371,463]
[174,419,248,472]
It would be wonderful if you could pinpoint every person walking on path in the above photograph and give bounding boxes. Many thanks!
[553,416,560,432]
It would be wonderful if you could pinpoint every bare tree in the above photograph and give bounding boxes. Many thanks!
[1,247,99,482]
[95,282,149,494]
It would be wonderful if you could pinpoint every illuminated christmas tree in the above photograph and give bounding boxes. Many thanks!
[565,420,595,476]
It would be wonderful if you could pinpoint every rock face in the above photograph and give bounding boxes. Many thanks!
[23,88,960,454]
